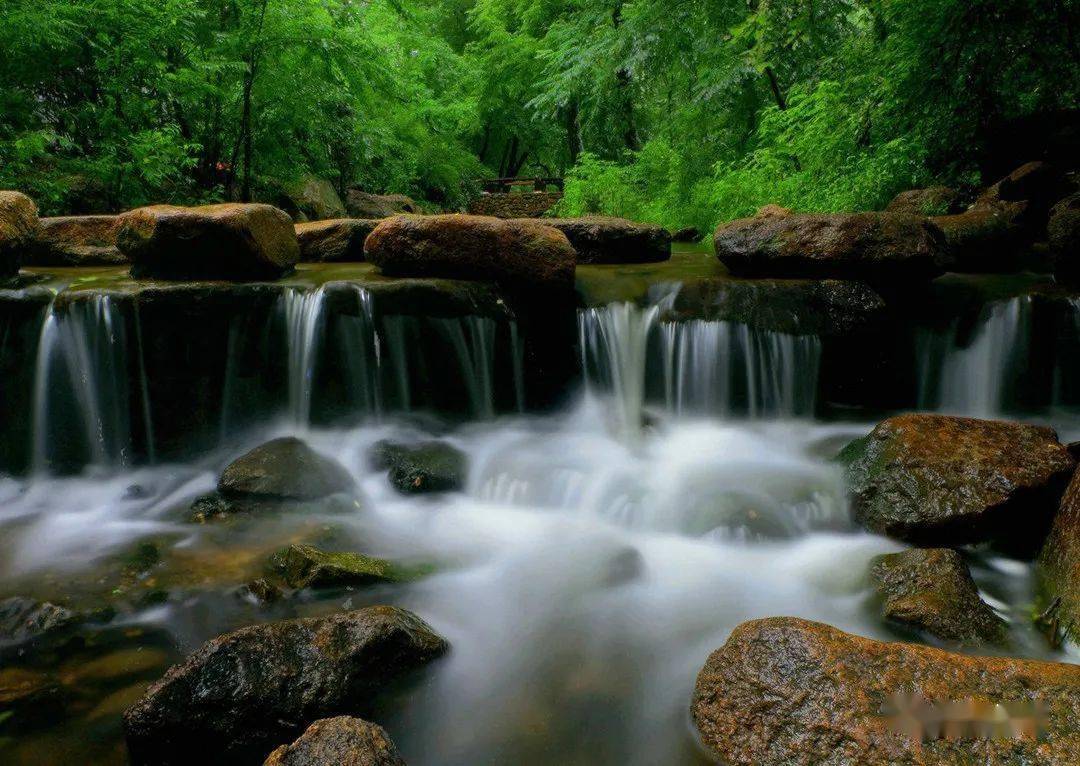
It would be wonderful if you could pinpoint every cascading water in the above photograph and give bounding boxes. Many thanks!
[283,285,330,427]
[917,296,1032,417]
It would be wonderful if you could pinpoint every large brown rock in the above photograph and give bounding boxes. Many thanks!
[296,219,380,263]
[1049,193,1080,285]
[219,437,354,501]
[692,617,1080,766]
[263,717,406,766]
[870,548,1007,645]
[1038,469,1080,646]
[886,187,964,217]
[123,606,447,765]
[526,216,671,264]
[30,215,126,266]
[713,211,946,282]
[118,203,299,280]
[0,191,40,276]
[365,214,576,290]
[978,161,1070,216]
[345,191,418,219]
[839,414,1075,551]
[931,201,1029,273]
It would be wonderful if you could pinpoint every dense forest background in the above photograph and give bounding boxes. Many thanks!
[2,0,1078,232]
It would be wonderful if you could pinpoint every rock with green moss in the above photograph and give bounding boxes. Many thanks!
[370,439,468,495]
[870,547,1007,645]
[1038,469,1080,647]
[839,414,1075,552]
[276,544,428,589]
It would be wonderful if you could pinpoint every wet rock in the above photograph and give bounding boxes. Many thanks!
[692,616,1080,766]
[123,606,448,765]
[602,547,644,587]
[276,544,423,589]
[29,215,126,266]
[0,667,65,721]
[370,439,467,494]
[713,211,946,283]
[870,548,1007,645]
[530,216,671,264]
[931,201,1030,273]
[1037,468,1080,646]
[1050,193,1080,286]
[979,161,1070,220]
[219,437,355,502]
[0,596,77,650]
[0,190,40,276]
[365,214,576,291]
[885,186,964,217]
[271,176,347,222]
[118,203,299,281]
[263,716,406,766]
[345,191,418,219]
[296,219,379,263]
[839,414,1075,551]
[671,226,700,243]
[236,578,285,605]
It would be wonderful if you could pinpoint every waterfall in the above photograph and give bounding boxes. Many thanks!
[917,296,1032,417]
[283,286,329,427]
[30,294,150,473]
[579,298,822,433]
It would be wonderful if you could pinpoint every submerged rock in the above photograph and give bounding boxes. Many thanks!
[0,596,77,650]
[369,439,467,494]
[344,191,418,219]
[118,203,299,280]
[885,186,964,217]
[1037,468,1080,646]
[692,617,1080,766]
[531,216,671,264]
[220,437,355,502]
[296,219,380,263]
[365,214,576,290]
[1050,193,1080,285]
[263,716,406,766]
[713,210,946,282]
[30,215,126,266]
[870,548,1007,645]
[123,606,448,764]
[0,190,40,276]
[276,544,424,589]
[839,414,1074,551]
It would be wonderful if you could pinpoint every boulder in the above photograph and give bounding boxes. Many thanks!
[839,414,1075,551]
[1050,193,1080,285]
[870,548,1007,645]
[118,203,299,281]
[468,191,562,218]
[671,226,701,243]
[369,439,467,494]
[296,219,379,263]
[979,161,1070,216]
[930,201,1029,273]
[692,617,1080,766]
[276,544,423,589]
[219,437,354,502]
[0,596,77,650]
[886,186,964,217]
[0,191,40,276]
[345,191,418,219]
[123,606,448,764]
[263,716,406,766]
[713,211,947,282]
[272,176,347,222]
[365,214,575,290]
[1037,468,1080,646]
[528,216,671,264]
[30,215,126,266]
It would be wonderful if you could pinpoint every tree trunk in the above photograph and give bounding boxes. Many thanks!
[565,99,581,166]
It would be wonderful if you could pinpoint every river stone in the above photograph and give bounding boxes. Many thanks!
[365,214,576,290]
[839,414,1075,551]
[0,596,77,649]
[713,211,947,282]
[369,439,467,494]
[264,716,406,766]
[275,176,347,222]
[296,219,380,263]
[123,606,448,764]
[870,548,1007,645]
[885,186,964,217]
[277,544,421,589]
[30,215,126,266]
[1037,468,1080,646]
[671,226,700,243]
[344,191,418,219]
[931,201,1030,273]
[1050,193,1080,286]
[219,437,354,501]
[0,190,40,276]
[527,216,671,264]
[118,203,299,280]
[691,616,1080,766]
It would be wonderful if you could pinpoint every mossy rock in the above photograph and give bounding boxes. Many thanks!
[274,544,432,589]
[369,439,468,494]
